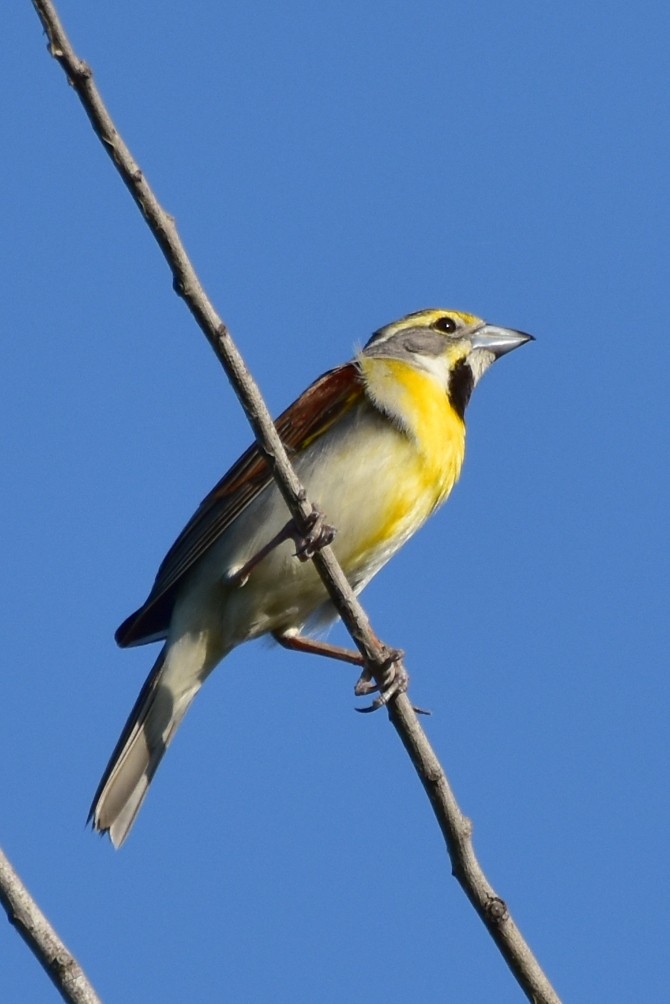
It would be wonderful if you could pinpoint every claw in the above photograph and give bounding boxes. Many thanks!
[354,647,408,711]
[356,699,431,716]
[293,506,336,561]
[355,673,406,712]
[353,675,378,697]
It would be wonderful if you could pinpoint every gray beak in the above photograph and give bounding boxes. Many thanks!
[470,324,535,358]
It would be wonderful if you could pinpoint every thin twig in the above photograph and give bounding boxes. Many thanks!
[25,3,562,1002]
[0,847,102,1004]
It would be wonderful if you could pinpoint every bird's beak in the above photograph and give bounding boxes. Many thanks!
[470,324,535,358]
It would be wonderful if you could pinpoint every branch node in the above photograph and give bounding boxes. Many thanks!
[460,814,473,839]
[76,59,92,81]
[485,895,509,926]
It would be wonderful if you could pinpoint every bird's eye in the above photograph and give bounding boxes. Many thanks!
[433,315,458,334]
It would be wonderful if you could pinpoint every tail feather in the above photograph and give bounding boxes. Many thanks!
[89,645,202,848]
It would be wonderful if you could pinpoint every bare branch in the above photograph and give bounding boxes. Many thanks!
[27,3,561,1001]
[0,847,101,1004]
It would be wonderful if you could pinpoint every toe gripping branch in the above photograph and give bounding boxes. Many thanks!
[226,501,336,588]
[354,645,414,713]
[292,501,337,561]
[353,642,430,715]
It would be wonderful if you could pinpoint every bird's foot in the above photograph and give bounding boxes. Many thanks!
[225,504,335,587]
[353,650,430,715]
[355,647,408,712]
[292,503,336,562]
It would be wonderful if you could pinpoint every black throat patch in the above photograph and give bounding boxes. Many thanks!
[448,359,474,421]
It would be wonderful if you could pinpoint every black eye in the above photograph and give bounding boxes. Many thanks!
[433,315,457,334]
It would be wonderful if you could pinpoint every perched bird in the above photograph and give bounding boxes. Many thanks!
[90,308,533,846]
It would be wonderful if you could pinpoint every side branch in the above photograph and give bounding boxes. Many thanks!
[29,3,561,1002]
[0,847,101,1004]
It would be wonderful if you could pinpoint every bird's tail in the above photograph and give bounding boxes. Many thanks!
[89,639,211,848]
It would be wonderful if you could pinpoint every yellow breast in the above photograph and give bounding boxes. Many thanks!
[359,355,465,495]
[340,355,466,569]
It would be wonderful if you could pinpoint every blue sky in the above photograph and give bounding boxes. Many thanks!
[3,2,669,1001]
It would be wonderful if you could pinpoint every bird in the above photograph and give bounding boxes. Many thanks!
[89,308,533,846]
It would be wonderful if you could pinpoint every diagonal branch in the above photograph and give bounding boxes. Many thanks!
[0,847,101,1004]
[22,3,562,1002]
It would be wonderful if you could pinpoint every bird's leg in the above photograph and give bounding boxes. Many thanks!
[275,629,419,713]
[225,503,336,587]
[273,629,364,665]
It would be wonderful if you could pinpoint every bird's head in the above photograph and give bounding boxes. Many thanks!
[362,308,533,419]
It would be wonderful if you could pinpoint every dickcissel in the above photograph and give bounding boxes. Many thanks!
[90,308,533,846]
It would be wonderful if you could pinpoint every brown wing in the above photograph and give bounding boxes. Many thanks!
[115,362,364,647]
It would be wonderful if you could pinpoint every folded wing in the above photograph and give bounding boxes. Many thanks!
[115,362,364,647]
